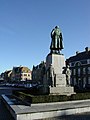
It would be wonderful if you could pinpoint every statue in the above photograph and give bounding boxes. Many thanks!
[65,65,71,86]
[50,26,64,54]
[47,64,56,87]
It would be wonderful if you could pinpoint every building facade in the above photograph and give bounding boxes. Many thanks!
[0,70,12,82]
[11,66,32,81]
[32,61,46,84]
[67,47,90,89]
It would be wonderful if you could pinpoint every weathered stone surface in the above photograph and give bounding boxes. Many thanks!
[49,86,74,95]
[55,74,66,86]
[46,53,65,74]
[2,95,90,120]
[45,53,75,95]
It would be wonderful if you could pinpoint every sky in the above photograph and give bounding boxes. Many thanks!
[0,0,90,73]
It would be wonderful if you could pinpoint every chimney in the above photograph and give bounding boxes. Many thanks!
[85,47,90,52]
[76,51,79,55]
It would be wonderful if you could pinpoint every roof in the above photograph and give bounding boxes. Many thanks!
[67,50,90,63]
[20,66,31,72]
[13,66,31,73]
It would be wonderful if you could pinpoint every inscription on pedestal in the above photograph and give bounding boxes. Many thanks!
[56,74,66,86]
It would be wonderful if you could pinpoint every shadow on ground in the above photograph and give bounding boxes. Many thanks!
[0,96,14,120]
[42,113,90,120]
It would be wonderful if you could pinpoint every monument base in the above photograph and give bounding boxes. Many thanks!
[46,53,67,86]
[46,53,66,74]
[55,74,66,87]
[45,53,75,96]
[49,86,75,96]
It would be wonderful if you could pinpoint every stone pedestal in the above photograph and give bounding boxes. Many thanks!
[46,53,66,74]
[46,53,66,87]
[55,74,66,86]
[50,86,74,96]
[45,53,75,95]
[49,86,75,95]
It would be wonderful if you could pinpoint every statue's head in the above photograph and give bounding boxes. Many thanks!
[55,26,59,29]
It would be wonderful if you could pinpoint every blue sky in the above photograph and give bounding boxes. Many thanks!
[0,0,90,73]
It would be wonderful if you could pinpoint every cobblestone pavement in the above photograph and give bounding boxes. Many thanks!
[0,96,14,120]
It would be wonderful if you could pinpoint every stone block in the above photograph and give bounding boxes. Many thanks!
[49,86,74,95]
[55,74,66,86]
[46,53,65,74]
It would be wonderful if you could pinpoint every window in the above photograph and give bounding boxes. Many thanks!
[88,77,90,84]
[73,69,76,75]
[71,62,75,67]
[70,78,72,84]
[77,68,80,76]
[87,67,90,74]
[81,60,87,64]
[83,67,86,74]
[87,59,90,64]
[77,62,81,66]
[70,69,72,75]
[83,77,86,88]
[73,78,76,85]
[69,63,72,67]
[75,62,81,66]
[24,74,27,76]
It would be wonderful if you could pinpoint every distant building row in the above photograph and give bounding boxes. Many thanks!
[0,66,32,82]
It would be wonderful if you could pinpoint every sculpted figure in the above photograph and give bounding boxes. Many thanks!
[50,26,63,53]
[48,64,55,87]
[66,65,71,85]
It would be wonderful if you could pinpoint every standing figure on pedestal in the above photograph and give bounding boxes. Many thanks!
[66,65,71,86]
[47,64,56,87]
[50,26,64,54]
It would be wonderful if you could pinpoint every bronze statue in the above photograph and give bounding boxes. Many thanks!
[50,26,63,54]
